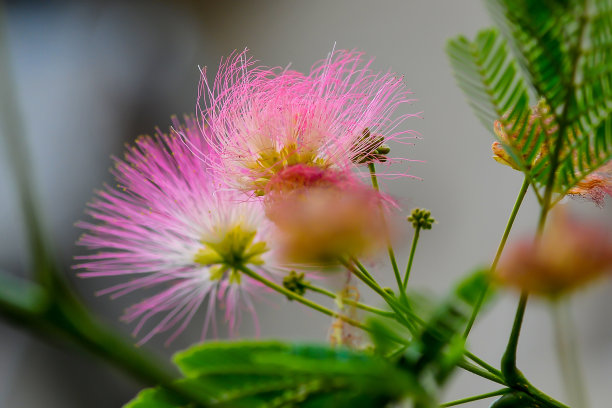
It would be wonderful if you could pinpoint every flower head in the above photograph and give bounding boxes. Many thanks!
[75,117,274,344]
[496,207,612,297]
[264,166,390,263]
[198,49,419,196]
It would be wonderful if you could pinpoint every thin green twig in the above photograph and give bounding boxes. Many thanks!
[0,2,55,288]
[238,265,370,332]
[350,257,376,282]
[341,259,420,334]
[458,360,505,385]
[465,351,503,378]
[367,163,403,292]
[440,388,510,407]
[302,282,395,317]
[501,292,529,386]
[402,226,420,290]
[463,176,530,339]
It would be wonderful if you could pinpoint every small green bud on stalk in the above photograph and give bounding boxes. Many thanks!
[282,271,309,299]
[407,208,435,230]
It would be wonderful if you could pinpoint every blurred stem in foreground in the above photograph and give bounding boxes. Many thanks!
[0,5,209,406]
[551,299,589,408]
[0,1,55,288]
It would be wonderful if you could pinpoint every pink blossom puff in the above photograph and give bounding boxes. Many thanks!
[197,49,421,196]
[74,117,274,345]
[264,165,392,264]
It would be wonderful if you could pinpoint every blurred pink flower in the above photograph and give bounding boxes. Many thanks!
[75,117,275,344]
[197,49,420,196]
[496,207,612,297]
[264,165,391,263]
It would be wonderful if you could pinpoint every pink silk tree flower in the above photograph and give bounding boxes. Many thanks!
[496,207,612,297]
[74,117,275,345]
[264,165,391,264]
[197,49,420,196]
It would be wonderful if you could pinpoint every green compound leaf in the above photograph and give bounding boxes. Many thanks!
[446,28,530,134]
[548,1,612,197]
[450,2,612,205]
[573,11,612,137]
[486,0,578,111]
[446,28,543,180]
[174,340,288,376]
[552,116,612,199]
[124,387,191,408]
[125,340,423,408]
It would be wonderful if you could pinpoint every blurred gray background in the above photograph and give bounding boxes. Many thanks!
[1,0,611,407]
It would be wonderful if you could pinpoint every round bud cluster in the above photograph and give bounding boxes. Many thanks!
[282,271,309,298]
[407,208,435,230]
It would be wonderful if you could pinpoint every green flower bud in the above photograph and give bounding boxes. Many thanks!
[407,208,435,230]
[376,144,391,155]
[282,271,309,299]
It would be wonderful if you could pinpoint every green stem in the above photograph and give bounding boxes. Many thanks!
[492,177,530,271]
[367,163,403,292]
[350,257,376,282]
[367,162,380,190]
[551,299,589,408]
[343,263,505,384]
[537,203,550,236]
[523,384,571,408]
[492,186,574,408]
[463,177,530,339]
[387,247,403,293]
[501,292,529,387]
[440,388,510,407]
[458,356,570,408]
[341,259,388,301]
[345,267,546,399]
[341,259,419,334]
[238,265,374,334]
[458,360,505,385]
[402,226,420,289]
[465,351,503,378]
[302,283,395,317]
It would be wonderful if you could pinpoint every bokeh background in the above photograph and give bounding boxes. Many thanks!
[1,0,611,407]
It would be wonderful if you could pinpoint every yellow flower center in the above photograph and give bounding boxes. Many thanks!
[246,143,329,195]
[194,224,268,283]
